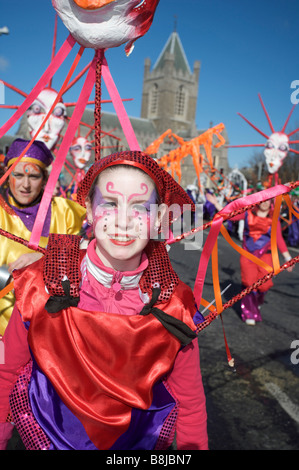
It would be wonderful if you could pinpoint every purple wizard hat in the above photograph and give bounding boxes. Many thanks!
[5,138,54,169]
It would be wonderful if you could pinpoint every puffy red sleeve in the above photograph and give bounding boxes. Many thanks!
[167,339,209,450]
[0,305,30,449]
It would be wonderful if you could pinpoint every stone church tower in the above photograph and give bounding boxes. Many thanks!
[141,31,200,138]
[140,30,228,187]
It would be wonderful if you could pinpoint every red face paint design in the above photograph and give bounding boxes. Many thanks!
[87,167,159,271]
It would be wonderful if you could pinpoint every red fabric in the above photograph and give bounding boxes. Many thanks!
[233,211,288,293]
[0,423,14,450]
[246,211,272,241]
[0,306,208,450]
[240,252,274,292]
[232,211,288,253]
[0,247,208,450]
[11,258,202,450]
[0,309,30,423]
[167,339,208,450]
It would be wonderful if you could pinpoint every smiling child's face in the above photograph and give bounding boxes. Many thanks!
[86,166,159,271]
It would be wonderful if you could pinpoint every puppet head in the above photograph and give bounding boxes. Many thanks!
[70,136,93,169]
[231,94,299,180]
[26,88,66,150]
[264,132,289,174]
[52,0,160,55]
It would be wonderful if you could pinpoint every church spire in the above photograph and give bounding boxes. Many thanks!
[152,29,192,75]
[173,15,177,32]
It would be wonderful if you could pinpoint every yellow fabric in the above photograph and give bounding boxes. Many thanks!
[0,196,86,335]
[6,156,47,169]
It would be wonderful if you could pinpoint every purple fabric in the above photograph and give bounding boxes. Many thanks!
[28,357,175,450]
[5,138,53,168]
[203,200,216,219]
[243,212,271,253]
[9,197,52,237]
[288,217,299,247]
[240,292,262,322]
[193,309,205,324]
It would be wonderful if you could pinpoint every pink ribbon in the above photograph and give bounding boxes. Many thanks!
[193,183,291,308]
[0,34,76,140]
[28,52,97,250]
[101,55,141,151]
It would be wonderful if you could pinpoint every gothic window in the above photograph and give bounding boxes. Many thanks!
[175,85,186,117]
[149,83,159,116]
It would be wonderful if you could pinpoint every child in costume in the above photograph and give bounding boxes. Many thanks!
[0,138,86,335]
[0,151,208,451]
[233,199,293,325]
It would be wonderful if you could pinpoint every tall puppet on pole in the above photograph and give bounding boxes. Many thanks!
[229,93,299,187]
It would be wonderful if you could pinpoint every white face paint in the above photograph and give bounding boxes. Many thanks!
[52,0,159,54]
[52,0,138,49]
[264,132,289,174]
[70,136,92,169]
[26,88,66,150]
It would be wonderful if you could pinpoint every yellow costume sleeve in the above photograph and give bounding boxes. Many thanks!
[50,197,86,235]
[0,197,86,335]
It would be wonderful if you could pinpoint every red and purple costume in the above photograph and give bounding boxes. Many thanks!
[235,209,288,322]
[0,151,208,450]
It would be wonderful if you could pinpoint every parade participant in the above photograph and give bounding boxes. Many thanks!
[287,190,299,247]
[0,151,208,451]
[233,199,293,325]
[0,138,86,335]
[64,135,93,200]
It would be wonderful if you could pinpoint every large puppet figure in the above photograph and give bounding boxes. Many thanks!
[229,94,299,186]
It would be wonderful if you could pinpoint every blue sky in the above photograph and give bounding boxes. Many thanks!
[0,0,299,169]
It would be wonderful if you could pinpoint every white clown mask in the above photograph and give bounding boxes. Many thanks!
[264,132,289,174]
[26,88,66,150]
[70,136,93,169]
[52,0,160,55]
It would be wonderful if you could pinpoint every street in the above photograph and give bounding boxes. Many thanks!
[169,229,299,450]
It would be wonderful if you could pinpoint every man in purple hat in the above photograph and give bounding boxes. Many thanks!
[0,138,86,335]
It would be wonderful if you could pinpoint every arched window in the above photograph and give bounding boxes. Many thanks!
[175,85,186,117]
[149,83,159,116]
